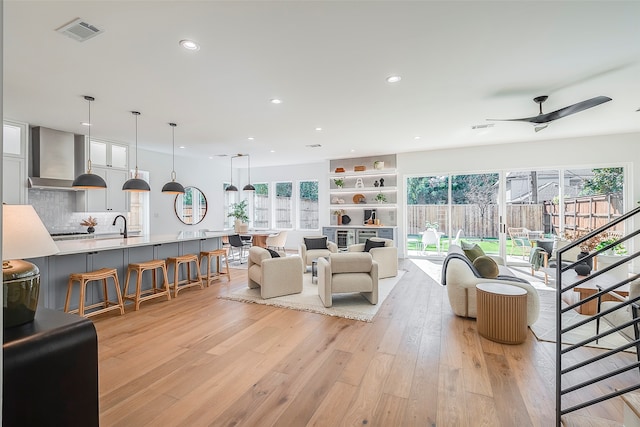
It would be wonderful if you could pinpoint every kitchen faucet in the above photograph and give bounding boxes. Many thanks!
[112,215,128,238]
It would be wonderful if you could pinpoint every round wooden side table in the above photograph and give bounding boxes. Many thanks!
[476,282,528,344]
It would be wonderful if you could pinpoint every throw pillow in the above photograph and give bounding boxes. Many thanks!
[364,239,386,252]
[463,243,485,262]
[473,256,499,278]
[460,240,475,250]
[304,237,327,250]
[266,248,281,258]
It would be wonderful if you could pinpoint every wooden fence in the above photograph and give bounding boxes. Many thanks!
[408,194,623,238]
[543,193,623,234]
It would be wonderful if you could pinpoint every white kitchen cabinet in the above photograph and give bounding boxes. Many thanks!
[89,139,128,169]
[85,167,129,212]
[3,120,28,204]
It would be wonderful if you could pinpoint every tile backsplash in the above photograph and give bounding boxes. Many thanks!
[29,189,127,234]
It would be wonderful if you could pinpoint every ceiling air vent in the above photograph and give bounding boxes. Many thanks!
[56,18,104,42]
[306,144,322,148]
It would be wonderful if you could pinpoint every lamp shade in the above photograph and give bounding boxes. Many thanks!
[3,205,59,328]
[122,177,151,192]
[2,205,59,260]
[242,183,256,192]
[226,184,238,192]
[161,180,185,194]
[72,172,107,189]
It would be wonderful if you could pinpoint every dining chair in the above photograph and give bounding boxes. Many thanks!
[228,234,249,263]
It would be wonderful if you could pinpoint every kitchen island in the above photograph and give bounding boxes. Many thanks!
[29,231,228,311]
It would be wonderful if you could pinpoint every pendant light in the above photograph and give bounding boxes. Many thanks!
[242,154,255,192]
[72,95,107,189]
[161,122,185,194]
[225,155,238,192]
[122,111,151,192]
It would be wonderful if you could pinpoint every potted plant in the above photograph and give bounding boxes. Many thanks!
[333,209,345,225]
[228,199,249,233]
[375,192,387,203]
[334,178,344,188]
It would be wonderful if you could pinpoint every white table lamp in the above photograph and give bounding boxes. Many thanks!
[2,204,59,328]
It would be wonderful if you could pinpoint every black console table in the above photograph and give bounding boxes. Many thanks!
[3,308,99,426]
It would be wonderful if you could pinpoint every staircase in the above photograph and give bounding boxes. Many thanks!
[556,206,640,427]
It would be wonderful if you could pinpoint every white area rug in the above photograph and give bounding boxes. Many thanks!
[219,270,405,322]
[530,287,635,352]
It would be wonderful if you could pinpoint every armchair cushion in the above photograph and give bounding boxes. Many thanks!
[299,236,338,267]
[461,241,485,262]
[266,248,281,258]
[304,237,328,250]
[364,239,386,252]
[473,256,499,279]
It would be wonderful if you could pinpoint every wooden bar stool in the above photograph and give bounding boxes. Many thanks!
[166,254,204,297]
[65,268,125,318]
[200,248,230,286]
[123,259,171,311]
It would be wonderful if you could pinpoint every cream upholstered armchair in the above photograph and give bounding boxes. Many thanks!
[348,238,397,279]
[317,252,378,308]
[298,236,338,268]
[247,246,304,299]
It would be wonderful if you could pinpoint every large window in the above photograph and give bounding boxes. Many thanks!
[299,180,319,230]
[253,183,270,229]
[275,181,293,228]
[129,170,150,235]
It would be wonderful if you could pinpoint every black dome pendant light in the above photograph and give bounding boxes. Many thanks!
[72,95,107,189]
[242,154,255,192]
[161,122,185,194]
[225,155,238,192]
[122,111,151,192]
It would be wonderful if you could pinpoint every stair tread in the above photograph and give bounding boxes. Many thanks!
[561,414,622,427]
[622,392,640,420]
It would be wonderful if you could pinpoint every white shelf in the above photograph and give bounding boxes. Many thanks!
[330,203,397,209]
[330,186,396,193]
[329,169,397,179]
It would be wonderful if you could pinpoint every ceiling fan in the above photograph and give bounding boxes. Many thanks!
[488,95,612,132]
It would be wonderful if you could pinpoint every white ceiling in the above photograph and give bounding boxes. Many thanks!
[4,1,640,168]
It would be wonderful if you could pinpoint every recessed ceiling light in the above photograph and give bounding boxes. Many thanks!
[81,122,91,126]
[270,98,282,104]
[179,145,185,149]
[350,149,356,152]
[247,137,255,141]
[315,127,322,131]
[414,136,421,140]
[270,150,276,153]
[208,156,213,159]
[386,75,402,83]
[179,39,200,51]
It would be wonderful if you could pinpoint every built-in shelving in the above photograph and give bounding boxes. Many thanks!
[329,154,397,226]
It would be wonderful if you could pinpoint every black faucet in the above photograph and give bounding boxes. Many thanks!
[112,215,128,238]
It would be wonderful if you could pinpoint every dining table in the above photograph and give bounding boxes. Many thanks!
[240,230,279,248]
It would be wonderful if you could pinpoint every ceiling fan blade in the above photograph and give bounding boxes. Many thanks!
[486,95,612,124]
[533,95,612,123]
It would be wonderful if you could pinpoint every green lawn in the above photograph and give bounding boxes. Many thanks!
[407,235,526,256]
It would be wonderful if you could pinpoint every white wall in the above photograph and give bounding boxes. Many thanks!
[138,148,229,234]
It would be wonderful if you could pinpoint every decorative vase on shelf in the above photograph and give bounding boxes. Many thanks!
[87,226,95,234]
[374,161,384,170]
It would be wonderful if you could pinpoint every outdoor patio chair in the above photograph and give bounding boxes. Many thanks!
[508,227,531,259]
[421,229,444,255]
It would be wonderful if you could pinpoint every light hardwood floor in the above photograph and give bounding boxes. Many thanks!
[93,259,637,426]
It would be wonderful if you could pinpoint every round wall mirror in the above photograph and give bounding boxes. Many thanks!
[174,186,208,225]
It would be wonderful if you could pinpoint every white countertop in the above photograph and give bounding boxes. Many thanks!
[54,231,228,256]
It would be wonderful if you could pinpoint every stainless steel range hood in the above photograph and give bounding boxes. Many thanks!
[28,127,84,190]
